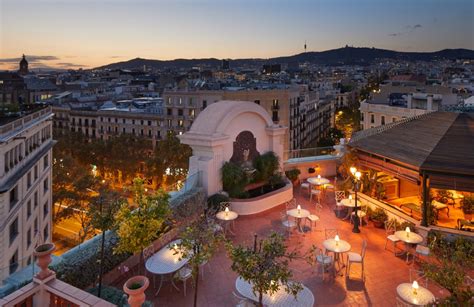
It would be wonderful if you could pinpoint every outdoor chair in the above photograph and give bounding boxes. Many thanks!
[281,212,297,236]
[232,291,257,307]
[314,247,334,281]
[310,187,321,203]
[334,191,346,217]
[384,220,401,255]
[409,269,428,287]
[199,258,212,281]
[285,198,297,213]
[414,235,436,264]
[346,240,367,279]
[307,203,322,231]
[350,205,367,226]
[175,265,193,296]
[300,179,310,196]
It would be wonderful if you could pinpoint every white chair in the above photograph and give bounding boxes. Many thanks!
[314,247,334,280]
[414,235,436,263]
[175,266,193,296]
[281,212,296,236]
[307,204,322,231]
[384,220,401,254]
[310,187,321,203]
[346,240,367,279]
[300,179,310,196]
[199,258,212,280]
[350,206,367,226]
[285,198,297,213]
[232,291,256,307]
[334,191,346,217]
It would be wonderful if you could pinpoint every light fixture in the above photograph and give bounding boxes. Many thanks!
[173,243,178,251]
[350,167,357,175]
[297,205,301,214]
[335,235,340,246]
[349,194,353,200]
[355,171,361,180]
[225,206,229,217]
[406,227,411,238]
[317,174,321,179]
[412,281,419,295]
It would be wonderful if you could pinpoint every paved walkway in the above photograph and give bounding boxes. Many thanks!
[114,188,450,306]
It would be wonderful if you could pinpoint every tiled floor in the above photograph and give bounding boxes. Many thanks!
[114,188,450,306]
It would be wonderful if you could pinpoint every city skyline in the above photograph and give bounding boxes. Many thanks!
[1,0,473,70]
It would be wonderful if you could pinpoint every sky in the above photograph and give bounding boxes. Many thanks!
[0,0,473,70]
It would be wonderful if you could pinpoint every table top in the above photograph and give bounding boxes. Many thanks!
[397,283,435,306]
[235,277,315,307]
[216,210,239,221]
[395,231,423,244]
[307,177,330,186]
[340,198,357,207]
[323,238,351,253]
[145,239,189,275]
[287,208,310,219]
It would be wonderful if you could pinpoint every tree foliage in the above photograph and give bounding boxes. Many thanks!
[225,232,303,307]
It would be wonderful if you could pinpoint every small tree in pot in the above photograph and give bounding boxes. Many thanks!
[370,208,388,228]
[285,169,301,185]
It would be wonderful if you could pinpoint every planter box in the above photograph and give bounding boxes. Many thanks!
[230,180,293,215]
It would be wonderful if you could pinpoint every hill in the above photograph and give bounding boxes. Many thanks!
[96,47,474,70]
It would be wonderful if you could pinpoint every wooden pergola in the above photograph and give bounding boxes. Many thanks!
[349,112,474,226]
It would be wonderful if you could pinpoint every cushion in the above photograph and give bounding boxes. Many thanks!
[347,252,362,262]
[416,245,430,256]
[307,214,320,222]
[316,254,333,264]
[282,220,296,228]
[176,267,192,279]
[387,234,400,242]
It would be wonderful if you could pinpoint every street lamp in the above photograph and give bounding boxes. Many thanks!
[350,167,362,233]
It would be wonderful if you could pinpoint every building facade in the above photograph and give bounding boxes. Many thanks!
[0,107,53,281]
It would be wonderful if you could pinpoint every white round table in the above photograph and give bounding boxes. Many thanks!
[323,238,351,275]
[235,277,315,307]
[395,231,423,263]
[216,210,238,235]
[397,283,435,306]
[340,198,356,207]
[307,177,330,186]
[145,239,189,295]
[287,208,310,232]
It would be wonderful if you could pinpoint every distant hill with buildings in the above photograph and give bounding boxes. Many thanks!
[96,47,474,70]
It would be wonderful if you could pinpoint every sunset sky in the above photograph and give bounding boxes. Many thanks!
[1,0,473,70]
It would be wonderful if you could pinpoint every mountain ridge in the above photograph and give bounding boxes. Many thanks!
[95,47,474,70]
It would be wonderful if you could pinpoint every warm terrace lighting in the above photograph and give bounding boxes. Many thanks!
[317,174,321,179]
[350,167,357,175]
[412,281,419,295]
[173,243,178,251]
[335,235,340,245]
[349,194,353,200]
[225,206,229,217]
[355,171,361,180]
[406,227,411,237]
[297,204,301,214]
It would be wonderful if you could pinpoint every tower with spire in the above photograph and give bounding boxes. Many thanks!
[19,54,29,75]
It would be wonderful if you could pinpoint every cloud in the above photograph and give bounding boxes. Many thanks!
[0,55,60,63]
[389,24,422,37]
[56,62,87,68]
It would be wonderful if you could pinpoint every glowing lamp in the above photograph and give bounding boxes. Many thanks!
[406,227,411,238]
[412,281,419,295]
[335,235,340,246]
[350,167,357,175]
[173,243,178,251]
[355,171,361,180]
[225,206,229,217]
[349,195,353,200]
[297,205,301,214]
[317,174,321,179]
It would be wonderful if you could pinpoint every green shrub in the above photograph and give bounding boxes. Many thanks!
[253,151,279,183]
[87,286,127,306]
[207,193,230,212]
[221,162,248,198]
[370,207,388,223]
[285,169,300,182]
[461,195,474,215]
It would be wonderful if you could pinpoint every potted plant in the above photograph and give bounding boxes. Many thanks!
[33,243,56,279]
[371,208,388,228]
[285,169,301,186]
[461,195,474,220]
[123,276,149,307]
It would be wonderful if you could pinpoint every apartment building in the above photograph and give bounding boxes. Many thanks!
[0,107,53,281]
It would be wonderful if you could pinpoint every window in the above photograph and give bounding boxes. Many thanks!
[167,108,172,116]
[27,256,31,266]
[27,228,31,247]
[34,165,38,180]
[27,172,32,188]
[272,99,279,109]
[34,191,38,208]
[9,217,19,245]
[9,186,18,210]
[141,120,144,125]
[370,114,375,124]
[123,118,126,124]
[132,119,135,124]
[9,250,18,274]
[43,177,49,194]
[178,109,183,116]
[43,154,49,169]
[43,200,49,216]
[178,120,184,127]
[392,117,397,123]
[27,200,31,218]
[115,118,118,123]
[179,97,182,105]
[254,100,260,105]
[202,100,207,109]
[360,113,364,121]
[34,218,38,233]
[148,120,152,126]
[167,119,172,127]
[272,111,279,122]
[123,128,126,133]
[381,116,385,125]
[43,224,49,241]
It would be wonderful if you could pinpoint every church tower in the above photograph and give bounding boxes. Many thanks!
[19,54,29,75]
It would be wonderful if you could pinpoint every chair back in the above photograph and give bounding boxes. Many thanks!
[219,201,231,211]
[409,269,428,288]
[143,245,154,260]
[315,203,323,214]
[384,220,397,234]
[361,240,368,259]
[280,212,288,222]
[325,228,338,239]
[335,191,346,202]
[286,198,297,210]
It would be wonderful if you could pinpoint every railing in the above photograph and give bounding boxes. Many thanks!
[284,146,336,160]
[166,171,202,196]
[0,107,52,137]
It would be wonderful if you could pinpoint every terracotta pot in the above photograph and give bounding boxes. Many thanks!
[33,243,56,280]
[373,220,385,228]
[123,276,149,307]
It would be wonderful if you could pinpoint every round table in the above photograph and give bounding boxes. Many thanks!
[235,277,315,307]
[145,239,189,295]
[340,198,356,207]
[287,208,310,232]
[216,210,238,235]
[307,177,330,186]
[395,231,423,263]
[397,283,435,306]
[323,238,351,275]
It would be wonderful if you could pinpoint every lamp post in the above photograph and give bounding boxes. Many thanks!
[350,167,362,233]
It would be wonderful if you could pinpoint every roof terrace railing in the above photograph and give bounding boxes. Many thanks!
[284,146,336,161]
[0,107,52,138]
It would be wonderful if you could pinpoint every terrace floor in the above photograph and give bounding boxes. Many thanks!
[113,187,451,306]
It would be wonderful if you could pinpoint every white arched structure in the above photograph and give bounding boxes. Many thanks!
[179,100,287,197]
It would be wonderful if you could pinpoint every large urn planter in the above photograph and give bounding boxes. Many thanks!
[33,243,56,279]
[124,276,149,307]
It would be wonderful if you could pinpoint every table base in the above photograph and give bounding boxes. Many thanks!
[154,273,181,296]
